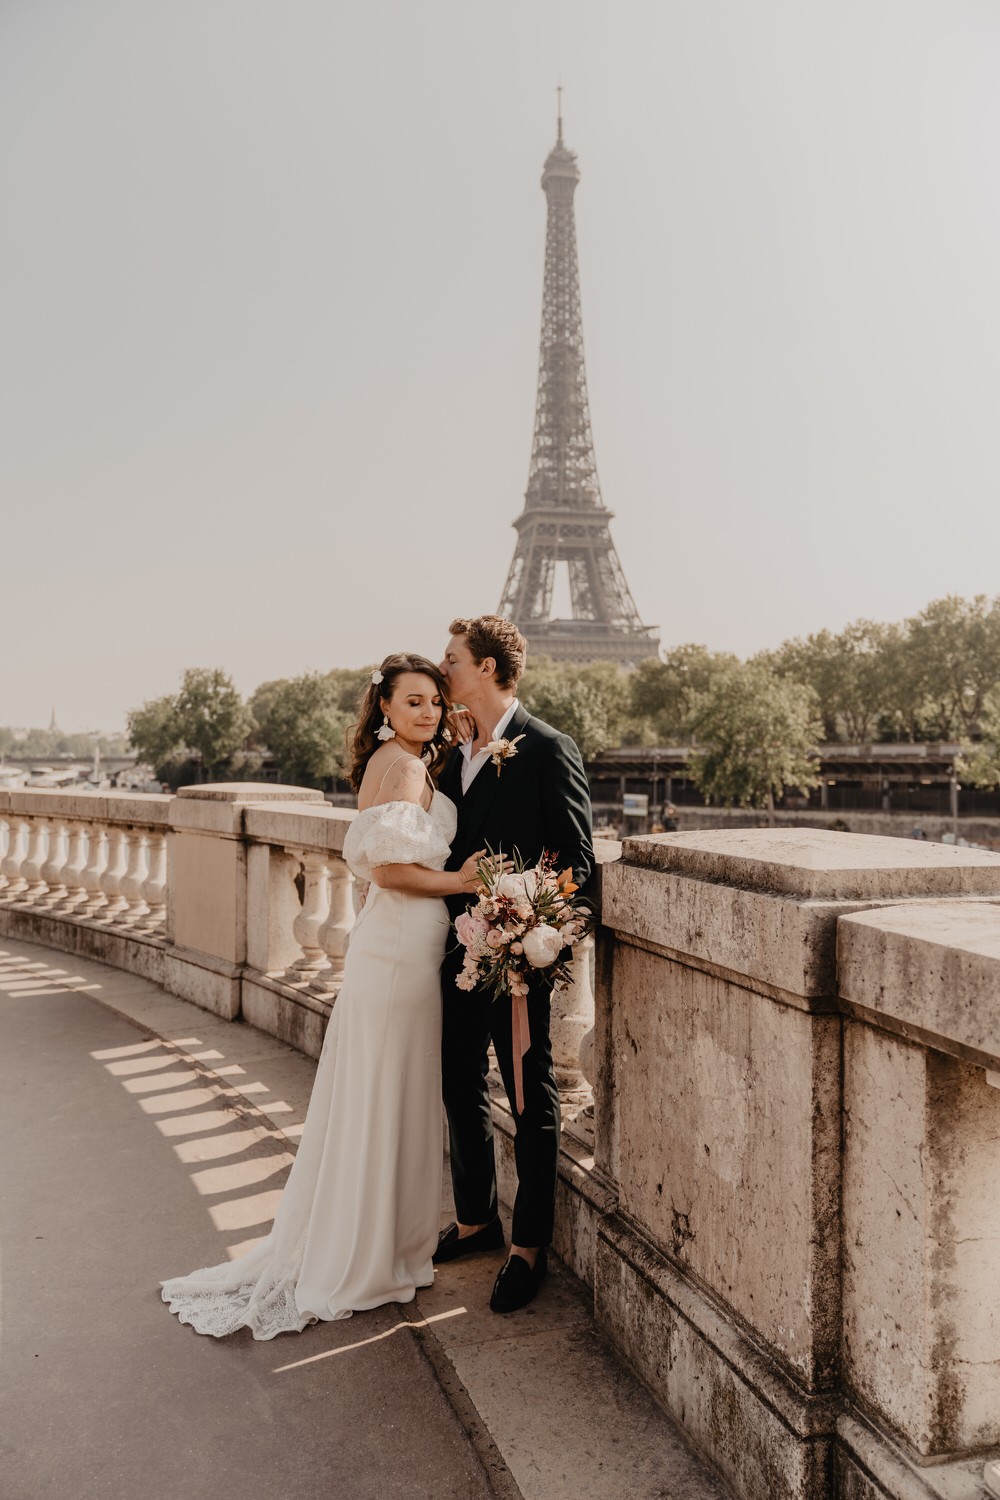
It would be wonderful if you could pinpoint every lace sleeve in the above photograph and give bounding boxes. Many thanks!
[343,801,452,880]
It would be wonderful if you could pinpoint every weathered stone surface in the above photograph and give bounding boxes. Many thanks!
[624,828,1000,902]
[168,832,246,963]
[605,858,847,996]
[243,801,353,855]
[594,1219,834,1500]
[842,1022,1000,1456]
[605,939,841,1384]
[170,783,323,836]
[839,900,1000,1064]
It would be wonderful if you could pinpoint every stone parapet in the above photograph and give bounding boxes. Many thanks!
[591,828,1000,1500]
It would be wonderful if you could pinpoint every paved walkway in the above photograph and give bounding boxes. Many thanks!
[0,936,729,1500]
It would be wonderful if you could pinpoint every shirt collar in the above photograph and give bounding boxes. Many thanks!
[461,699,520,761]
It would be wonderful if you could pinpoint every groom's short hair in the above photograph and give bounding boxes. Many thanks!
[449,615,526,689]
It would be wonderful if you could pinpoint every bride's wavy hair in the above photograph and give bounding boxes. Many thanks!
[347,653,454,792]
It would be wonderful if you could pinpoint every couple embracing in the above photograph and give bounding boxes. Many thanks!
[162,615,594,1337]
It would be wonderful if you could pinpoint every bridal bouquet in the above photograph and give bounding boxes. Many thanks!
[454,848,590,1113]
[454,848,590,1001]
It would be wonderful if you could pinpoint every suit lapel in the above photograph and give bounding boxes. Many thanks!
[457,704,532,855]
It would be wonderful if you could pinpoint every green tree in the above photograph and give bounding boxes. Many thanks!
[959,688,1000,790]
[905,595,1000,740]
[519,659,629,760]
[127,670,251,782]
[628,645,739,744]
[0,727,14,758]
[687,662,821,817]
[251,673,351,786]
[766,620,895,743]
[127,695,185,770]
[174,668,252,779]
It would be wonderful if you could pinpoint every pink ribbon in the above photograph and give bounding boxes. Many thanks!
[511,990,530,1115]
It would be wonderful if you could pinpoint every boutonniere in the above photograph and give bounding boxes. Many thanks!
[486,734,525,776]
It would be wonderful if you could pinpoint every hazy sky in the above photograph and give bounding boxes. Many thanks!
[3,0,999,731]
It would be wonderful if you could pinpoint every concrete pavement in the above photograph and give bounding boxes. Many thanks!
[0,937,729,1500]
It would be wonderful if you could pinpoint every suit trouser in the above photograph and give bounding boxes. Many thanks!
[441,961,560,1248]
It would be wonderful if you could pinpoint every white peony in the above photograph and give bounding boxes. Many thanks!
[497,870,539,902]
[521,923,564,969]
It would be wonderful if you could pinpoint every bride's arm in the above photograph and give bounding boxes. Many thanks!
[366,755,484,896]
[371,851,484,897]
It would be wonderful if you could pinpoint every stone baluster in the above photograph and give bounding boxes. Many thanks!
[20,819,49,903]
[55,823,90,914]
[550,933,596,1093]
[79,824,109,917]
[95,827,130,924]
[0,818,27,900]
[0,818,7,884]
[138,832,167,932]
[318,854,356,989]
[38,819,69,909]
[118,830,149,926]
[288,852,332,983]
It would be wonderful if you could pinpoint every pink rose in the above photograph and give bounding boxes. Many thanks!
[486,929,505,949]
[455,912,490,956]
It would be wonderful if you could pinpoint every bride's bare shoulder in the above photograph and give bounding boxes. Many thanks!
[358,747,428,810]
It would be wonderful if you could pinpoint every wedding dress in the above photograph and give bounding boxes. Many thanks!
[161,787,457,1339]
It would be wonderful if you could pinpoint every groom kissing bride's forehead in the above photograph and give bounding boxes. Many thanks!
[436,614,594,1314]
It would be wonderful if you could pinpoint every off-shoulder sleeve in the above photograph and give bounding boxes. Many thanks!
[343,801,452,879]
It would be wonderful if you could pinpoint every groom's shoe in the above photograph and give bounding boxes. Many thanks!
[489,1248,547,1314]
[433,1216,505,1265]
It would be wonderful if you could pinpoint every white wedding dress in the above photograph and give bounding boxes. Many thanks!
[161,788,457,1339]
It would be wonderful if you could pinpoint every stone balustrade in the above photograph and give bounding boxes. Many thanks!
[4,788,1000,1498]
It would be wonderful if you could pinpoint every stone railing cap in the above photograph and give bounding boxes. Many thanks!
[621,827,1000,901]
[176,783,325,803]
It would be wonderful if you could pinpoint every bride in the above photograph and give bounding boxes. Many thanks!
[161,653,488,1339]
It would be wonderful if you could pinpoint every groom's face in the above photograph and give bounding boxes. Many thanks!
[440,633,482,706]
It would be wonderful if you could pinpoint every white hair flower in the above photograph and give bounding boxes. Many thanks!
[371,669,384,685]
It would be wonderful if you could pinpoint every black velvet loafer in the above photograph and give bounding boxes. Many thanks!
[489,1248,547,1313]
[433,1216,505,1265]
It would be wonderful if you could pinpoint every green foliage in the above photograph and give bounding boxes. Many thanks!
[687,662,821,813]
[763,621,892,742]
[958,689,1000,790]
[251,673,351,786]
[518,658,629,759]
[127,669,250,781]
[628,645,739,744]
[174,668,252,779]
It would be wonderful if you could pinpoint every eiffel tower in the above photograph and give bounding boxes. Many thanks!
[498,108,659,666]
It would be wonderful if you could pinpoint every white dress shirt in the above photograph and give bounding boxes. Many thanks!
[460,700,521,794]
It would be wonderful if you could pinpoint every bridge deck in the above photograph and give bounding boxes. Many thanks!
[0,936,727,1500]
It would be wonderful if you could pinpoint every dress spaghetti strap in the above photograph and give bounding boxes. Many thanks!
[375,752,436,809]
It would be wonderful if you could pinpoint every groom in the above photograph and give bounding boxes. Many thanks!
[435,615,594,1312]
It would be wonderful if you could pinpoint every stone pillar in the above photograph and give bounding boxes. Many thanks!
[0,818,27,899]
[38,819,69,909]
[55,824,90,914]
[595,827,1000,1500]
[20,819,49,902]
[166,783,326,1019]
[837,901,1000,1464]
[318,855,355,985]
[95,827,129,923]
[288,852,331,982]
[139,833,167,932]
[118,831,149,926]
[79,825,109,917]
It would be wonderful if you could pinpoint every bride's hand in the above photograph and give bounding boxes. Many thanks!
[455,850,514,894]
[446,709,476,745]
